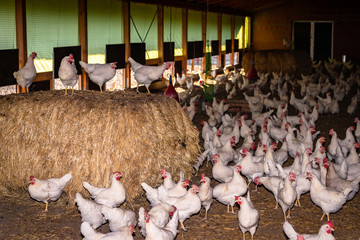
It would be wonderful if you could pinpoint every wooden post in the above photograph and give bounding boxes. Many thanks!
[182,8,187,72]
[201,11,206,72]
[158,5,164,65]
[78,0,88,90]
[123,0,131,89]
[15,0,27,93]
[231,15,235,65]
[217,13,222,68]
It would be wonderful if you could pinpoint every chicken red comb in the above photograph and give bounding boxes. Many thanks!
[201,173,205,179]
[161,169,166,175]
[235,196,241,201]
[184,180,190,185]
[323,158,329,164]
[169,205,177,215]
[200,120,205,125]
[113,171,122,175]
[354,117,359,123]
[254,177,262,185]
[69,53,74,59]
[349,126,354,131]
[213,154,220,159]
[30,176,35,181]
[243,114,248,119]
[297,235,305,240]
[327,221,333,229]
[130,225,135,234]
[289,172,296,179]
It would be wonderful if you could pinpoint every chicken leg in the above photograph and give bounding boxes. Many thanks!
[44,199,49,212]
[275,202,279,209]
[204,209,208,219]
[286,209,291,218]
[320,213,330,221]
[146,87,150,94]
[65,88,68,95]
[180,222,187,231]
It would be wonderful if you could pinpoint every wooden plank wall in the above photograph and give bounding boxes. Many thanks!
[13,0,239,92]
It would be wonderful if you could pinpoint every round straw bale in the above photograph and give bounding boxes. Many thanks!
[0,90,201,207]
[242,50,312,77]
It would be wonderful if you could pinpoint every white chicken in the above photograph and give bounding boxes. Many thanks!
[307,172,352,221]
[235,191,259,240]
[277,172,297,220]
[75,192,105,229]
[83,171,126,208]
[28,173,72,212]
[143,209,179,240]
[283,221,335,240]
[13,52,37,92]
[79,61,117,92]
[198,174,213,219]
[213,165,248,214]
[81,221,134,240]
[211,154,234,183]
[128,57,171,94]
[160,185,201,231]
[101,206,136,232]
[142,178,189,207]
[58,53,78,94]
[138,203,177,237]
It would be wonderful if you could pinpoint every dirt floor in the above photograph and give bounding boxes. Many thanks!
[1,77,360,240]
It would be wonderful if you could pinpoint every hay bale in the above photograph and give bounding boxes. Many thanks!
[0,90,200,206]
[242,50,312,77]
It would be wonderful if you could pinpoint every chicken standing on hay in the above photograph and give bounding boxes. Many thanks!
[28,173,72,212]
[128,57,171,94]
[79,61,117,92]
[13,52,37,93]
[59,53,78,94]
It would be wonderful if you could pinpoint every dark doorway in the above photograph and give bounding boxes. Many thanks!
[293,21,333,61]
[314,22,332,61]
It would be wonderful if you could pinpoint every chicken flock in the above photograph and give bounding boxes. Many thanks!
[25,57,360,240]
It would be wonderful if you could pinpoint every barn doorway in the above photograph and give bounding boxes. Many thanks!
[293,21,333,62]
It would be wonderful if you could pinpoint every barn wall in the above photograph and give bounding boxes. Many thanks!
[251,0,360,63]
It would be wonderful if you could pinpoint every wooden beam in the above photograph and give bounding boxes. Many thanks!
[230,15,235,65]
[201,10,206,72]
[78,0,88,90]
[15,0,27,93]
[157,5,164,64]
[217,13,222,68]
[33,72,52,83]
[129,0,249,16]
[123,0,131,89]
[182,8,187,71]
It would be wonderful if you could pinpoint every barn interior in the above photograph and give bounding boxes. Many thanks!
[0,0,360,239]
